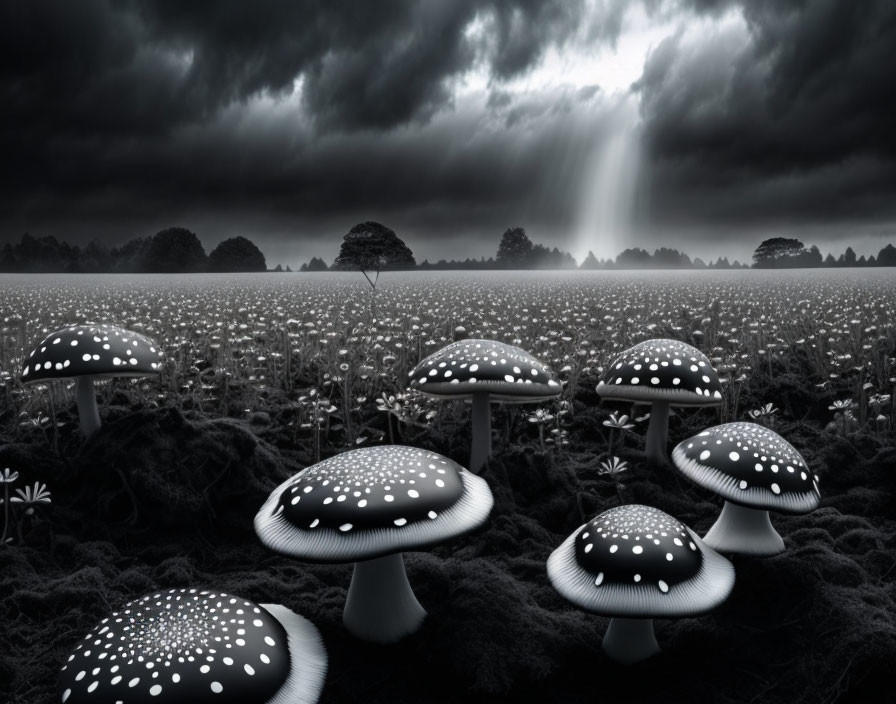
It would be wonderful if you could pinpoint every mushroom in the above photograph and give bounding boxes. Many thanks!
[407,339,561,473]
[671,422,820,555]
[58,588,327,704]
[22,323,162,438]
[547,504,734,664]
[255,445,493,643]
[596,339,722,465]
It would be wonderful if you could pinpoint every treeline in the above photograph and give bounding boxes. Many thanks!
[0,229,267,273]
[752,238,896,268]
[300,226,748,271]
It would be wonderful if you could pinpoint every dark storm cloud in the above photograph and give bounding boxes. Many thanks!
[637,0,896,235]
[1,0,894,262]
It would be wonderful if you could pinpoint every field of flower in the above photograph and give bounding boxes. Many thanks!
[1,269,895,704]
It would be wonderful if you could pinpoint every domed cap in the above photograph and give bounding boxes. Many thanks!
[547,505,734,617]
[58,588,327,704]
[408,339,560,402]
[255,445,493,563]
[22,324,162,384]
[597,339,722,406]
[672,422,820,513]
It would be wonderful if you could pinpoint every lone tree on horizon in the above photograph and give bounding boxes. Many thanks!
[496,227,533,268]
[752,237,806,268]
[333,221,415,316]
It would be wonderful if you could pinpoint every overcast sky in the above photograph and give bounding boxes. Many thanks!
[2,0,894,266]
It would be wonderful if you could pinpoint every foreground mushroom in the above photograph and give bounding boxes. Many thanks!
[255,445,493,643]
[22,323,162,438]
[672,422,820,555]
[547,504,734,664]
[58,588,327,704]
[408,339,561,473]
[597,339,722,465]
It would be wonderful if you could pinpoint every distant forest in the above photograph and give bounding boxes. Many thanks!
[1,226,895,273]
[0,228,267,273]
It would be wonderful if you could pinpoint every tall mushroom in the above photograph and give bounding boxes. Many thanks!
[22,323,162,438]
[407,339,561,473]
[671,422,820,555]
[255,445,493,643]
[58,588,327,704]
[547,504,734,664]
[596,339,722,465]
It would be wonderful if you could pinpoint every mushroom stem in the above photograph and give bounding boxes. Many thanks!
[469,391,492,474]
[645,400,670,465]
[343,552,427,643]
[602,617,660,664]
[75,375,101,438]
[703,501,785,556]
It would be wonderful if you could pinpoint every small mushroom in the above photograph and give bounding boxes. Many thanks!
[671,422,820,555]
[407,339,561,473]
[58,588,327,704]
[547,504,734,664]
[22,324,162,438]
[597,339,722,465]
[255,445,493,643]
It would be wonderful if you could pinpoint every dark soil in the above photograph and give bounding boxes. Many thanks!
[1,396,895,704]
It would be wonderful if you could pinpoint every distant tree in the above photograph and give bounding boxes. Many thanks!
[866,255,876,267]
[141,227,207,273]
[333,222,414,317]
[616,248,653,268]
[306,256,329,271]
[693,257,707,268]
[333,222,415,273]
[823,253,837,266]
[496,227,533,268]
[804,245,823,267]
[580,250,600,270]
[877,244,896,266]
[752,237,805,268]
[842,246,857,267]
[208,236,266,272]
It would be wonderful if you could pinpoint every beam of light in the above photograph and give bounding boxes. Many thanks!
[571,94,641,263]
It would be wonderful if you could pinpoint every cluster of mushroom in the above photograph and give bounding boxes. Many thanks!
[47,328,823,689]
[544,338,821,664]
[57,443,494,703]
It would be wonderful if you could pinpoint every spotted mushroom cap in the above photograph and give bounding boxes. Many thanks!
[407,339,561,402]
[672,422,820,513]
[547,504,734,618]
[597,338,722,406]
[255,445,493,563]
[58,588,327,704]
[23,324,162,384]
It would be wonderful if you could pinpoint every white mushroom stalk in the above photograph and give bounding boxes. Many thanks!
[22,324,162,439]
[255,445,494,643]
[602,618,660,665]
[703,501,784,555]
[597,339,722,466]
[343,552,426,642]
[671,422,821,556]
[75,376,101,439]
[547,504,734,664]
[407,339,561,474]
